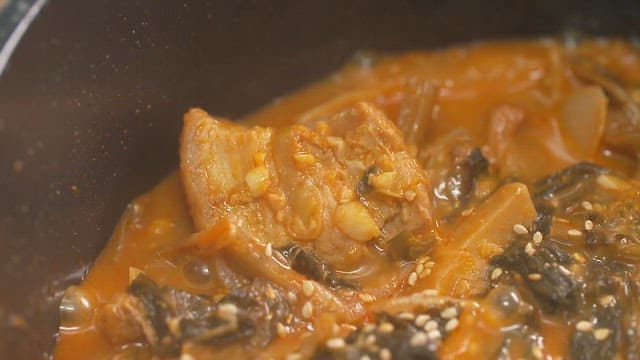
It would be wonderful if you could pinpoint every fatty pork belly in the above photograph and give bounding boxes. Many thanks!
[180,102,434,271]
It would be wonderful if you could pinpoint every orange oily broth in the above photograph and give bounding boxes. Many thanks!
[248,40,620,180]
[55,39,640,359]
[55,174,195,359]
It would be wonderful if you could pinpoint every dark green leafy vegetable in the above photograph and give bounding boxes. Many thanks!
[570,262,640,360]
[454,148,489,205]
[313,304,461,360]
[128,274,189,355]
[278,243,359,289]
[125,275,291,356]
[531,205,554,236]
[531,162,605,210]
[491,239,578,313]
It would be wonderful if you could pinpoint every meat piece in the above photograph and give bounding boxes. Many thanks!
[180,103,434,269]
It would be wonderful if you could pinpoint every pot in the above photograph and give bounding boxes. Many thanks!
[0,0,638,358]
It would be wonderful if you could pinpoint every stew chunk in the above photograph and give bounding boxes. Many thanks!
[180,102,434,269]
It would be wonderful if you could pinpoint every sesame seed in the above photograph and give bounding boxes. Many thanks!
[287,291,298,304]
[568,229,583,237]
[418,256,429,264]
[364,333,376,345]
[491,267,504,280]
[379,322,395,334]
[265,243,273,257]
[409,331,428,347]
[461,208,474,216]
[363,324,376,333]
[326,337,346,350]
[445,318,459,332]
[582,201,593,211]
[584,220,594,231]
[596,174,629,190]
[419,269,432,279]
[343,324,357,332]
[398,312,415,321]
[427,329,441,340]
[528,273,542,281]
[379,348,392,360]
[359,293,375,303]
[415,314,431,327]
[302,280,315,297]
[533,231,543,245]
[408,272,418,286]
[558,265,572,276]
[599,295,615,307]
[593,328,611,341]
[277,322,288,338]
[573,252,587,263]
[576,321,593,332]
[424,261,435,268]
[416,264,425,274]
[531,345,543,359]
[302,301,313,319]
[525,242,536,256]
[424,320,439,332]
[441,307,458,319]
[217,303,238,318]
[513,223,529,235]
[422,289,439,296]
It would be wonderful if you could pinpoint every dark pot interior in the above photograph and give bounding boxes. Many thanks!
[0,0,638,358]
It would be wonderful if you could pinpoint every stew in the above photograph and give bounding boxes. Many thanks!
[54,38,640,359]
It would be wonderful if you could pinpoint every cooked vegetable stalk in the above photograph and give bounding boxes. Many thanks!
[418,182,537,297]
[560,86,608,159]
[396,78,437,149]
[178,217,366,323]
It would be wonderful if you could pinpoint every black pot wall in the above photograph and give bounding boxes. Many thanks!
[0,0,638,358]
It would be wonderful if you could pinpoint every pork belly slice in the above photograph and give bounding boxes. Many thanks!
[180,102,434,270]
